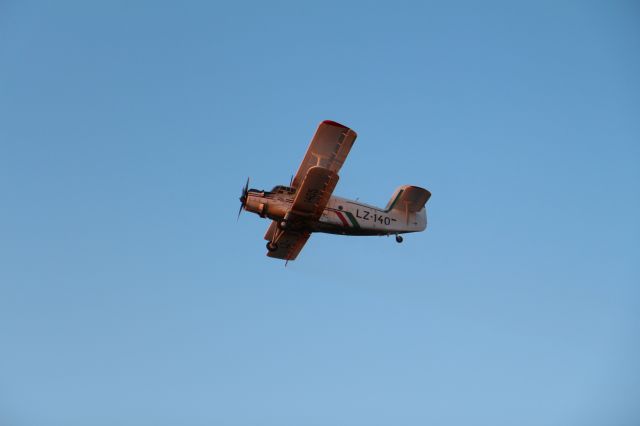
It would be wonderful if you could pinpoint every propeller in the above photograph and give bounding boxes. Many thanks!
[238,177,249,220]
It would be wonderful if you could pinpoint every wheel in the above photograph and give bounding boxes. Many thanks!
[266,241,278,252]
[395,235,403,243]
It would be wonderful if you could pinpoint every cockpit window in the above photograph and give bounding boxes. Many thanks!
[271,185,296,194]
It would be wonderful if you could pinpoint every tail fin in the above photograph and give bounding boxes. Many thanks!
[385,185,431,213]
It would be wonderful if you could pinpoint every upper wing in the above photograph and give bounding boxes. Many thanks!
[291,120,357,189]
[266,230,311,261]
[287,166,339,222]
[264,120,354,262]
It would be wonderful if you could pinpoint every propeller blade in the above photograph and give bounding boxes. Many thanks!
[240,178,248,199]
[237,202,244,221]
[237,177,250,221]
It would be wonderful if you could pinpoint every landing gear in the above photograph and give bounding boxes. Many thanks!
[395,234,403,243]
[266,241,278,252]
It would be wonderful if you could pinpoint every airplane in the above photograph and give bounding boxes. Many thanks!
[238,120,431,262]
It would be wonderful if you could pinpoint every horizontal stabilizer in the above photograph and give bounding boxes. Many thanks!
[385,185,431,213]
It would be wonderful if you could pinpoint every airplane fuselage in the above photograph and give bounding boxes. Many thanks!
[244,186,426,236]
[239,120,431,260]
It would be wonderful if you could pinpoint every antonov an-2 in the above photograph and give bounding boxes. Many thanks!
[239,120,431,262]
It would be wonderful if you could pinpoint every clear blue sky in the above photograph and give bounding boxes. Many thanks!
[1,1,639,425]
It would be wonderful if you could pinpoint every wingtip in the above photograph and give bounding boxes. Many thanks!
[321,120,348,129]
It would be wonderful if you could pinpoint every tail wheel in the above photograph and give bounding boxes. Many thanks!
[395,235,403,243]
[266,241,278,252]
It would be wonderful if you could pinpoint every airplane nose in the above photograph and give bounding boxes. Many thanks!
[238,178,250,220]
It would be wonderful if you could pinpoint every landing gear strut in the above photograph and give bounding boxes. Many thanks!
[395,234,403,243]
[266,241,278,252]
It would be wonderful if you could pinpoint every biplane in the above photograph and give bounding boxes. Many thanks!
[238,120,431,262]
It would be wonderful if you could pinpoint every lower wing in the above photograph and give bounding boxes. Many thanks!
[263,166,338,262]
[266,230,311,261]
